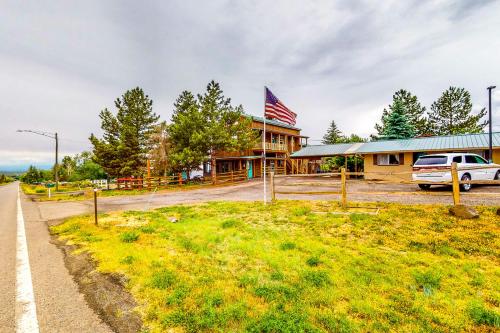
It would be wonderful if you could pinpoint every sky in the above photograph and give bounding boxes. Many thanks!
[1,0,500,170]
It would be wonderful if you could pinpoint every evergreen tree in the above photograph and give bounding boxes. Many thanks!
[322,120,343,144]
[90,87,159,177]
[428,87,487,135]
[376,89,429,137]
[167,91,207,177]
[21,165,44,184]
[197,81,256,177]
[381,100,416,140]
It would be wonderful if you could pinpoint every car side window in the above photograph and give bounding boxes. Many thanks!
[452,156,462,163]
[465,155,477,163]
[474,156,487,164]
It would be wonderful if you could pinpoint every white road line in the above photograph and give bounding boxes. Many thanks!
[15,186,39,333]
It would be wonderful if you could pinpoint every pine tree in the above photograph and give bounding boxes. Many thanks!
[167,91,207,177]
[90,87,159,177]
[428,87,487,135]
[198,81,256,177]
[381,100,416,140]
[376,89,430,137]
[322,120,343,144]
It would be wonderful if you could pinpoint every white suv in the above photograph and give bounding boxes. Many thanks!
[412,153,500,191]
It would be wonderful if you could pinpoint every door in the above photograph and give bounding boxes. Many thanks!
[464,155,484,180]
[247,161,253,179]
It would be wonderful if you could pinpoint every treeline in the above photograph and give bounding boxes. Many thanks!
[320,86,487,172]
[323,86,487,144]
[21,152,106,184]
[0,174,14,184]
[90,81,255,178]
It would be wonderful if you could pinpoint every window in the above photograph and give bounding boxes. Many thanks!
[414,155,448,165]
[465,155,477,163]
[375,153,403,165]
[476,156,488,164]
[452,156,462,163]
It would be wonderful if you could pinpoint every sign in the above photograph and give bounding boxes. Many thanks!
[45,183,55,188]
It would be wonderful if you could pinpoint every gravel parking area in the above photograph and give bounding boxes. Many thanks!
[35,177,499,221]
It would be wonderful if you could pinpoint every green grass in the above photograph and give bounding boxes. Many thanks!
[51,201,500,332]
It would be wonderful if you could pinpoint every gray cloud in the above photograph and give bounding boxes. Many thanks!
[1,0,499,169]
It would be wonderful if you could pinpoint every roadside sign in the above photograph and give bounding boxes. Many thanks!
[45,183,55,188]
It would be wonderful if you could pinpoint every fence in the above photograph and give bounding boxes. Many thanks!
[270,162,500,209]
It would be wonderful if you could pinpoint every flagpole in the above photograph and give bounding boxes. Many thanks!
[263,86,267,205]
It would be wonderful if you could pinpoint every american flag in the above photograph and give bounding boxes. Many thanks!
[265,87,297,126]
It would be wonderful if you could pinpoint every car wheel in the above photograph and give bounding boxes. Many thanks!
[418,184,431,190]
[495,170,500,180]
[460,174,471,192]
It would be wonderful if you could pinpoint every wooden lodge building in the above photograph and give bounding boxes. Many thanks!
[290,132,500,181]
[208,116,308,179]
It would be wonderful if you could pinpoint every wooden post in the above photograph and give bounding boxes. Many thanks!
[231,170,234,183]
[270,172,275,202]
[93,189,98,226]
[451,162,460,205]
[147,159,151,190]
[341,167,347,209]
[178,173,182,185]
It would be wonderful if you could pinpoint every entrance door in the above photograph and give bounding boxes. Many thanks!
[247,161,253,179]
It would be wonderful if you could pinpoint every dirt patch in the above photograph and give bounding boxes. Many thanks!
[50,230,142,333]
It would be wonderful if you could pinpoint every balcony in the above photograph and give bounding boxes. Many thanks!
[253,142,287,151]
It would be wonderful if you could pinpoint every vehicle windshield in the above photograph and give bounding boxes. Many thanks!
[414,155,448,165]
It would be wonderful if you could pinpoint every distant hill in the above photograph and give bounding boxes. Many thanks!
[0,163,52,175]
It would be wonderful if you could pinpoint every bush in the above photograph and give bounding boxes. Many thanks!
[468,301,500,327]
[120,231,140,243]
[150,269,176,289]
[306,256,322,267]
[280,242,296,250]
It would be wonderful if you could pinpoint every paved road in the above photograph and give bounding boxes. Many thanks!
[0,182,112,333]
[36,178,500,222]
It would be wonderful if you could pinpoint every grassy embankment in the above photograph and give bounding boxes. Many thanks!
[21,182,213,201]
[51,201,500,332]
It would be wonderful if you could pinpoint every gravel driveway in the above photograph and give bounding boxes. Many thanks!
[35,177,499,221]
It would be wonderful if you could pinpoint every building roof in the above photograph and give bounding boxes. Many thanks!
[291,143,358,158]
[356,132,500,154]
[250,115,301,131]
[290,132,500,157]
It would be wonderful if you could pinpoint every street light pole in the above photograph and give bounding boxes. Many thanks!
[17,130,59,191]
[487,86,496,163]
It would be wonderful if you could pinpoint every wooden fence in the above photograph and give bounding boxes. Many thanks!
[270,162,500,208]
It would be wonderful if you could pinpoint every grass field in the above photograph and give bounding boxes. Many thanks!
[51,201,500,332]
[21,182,213,201]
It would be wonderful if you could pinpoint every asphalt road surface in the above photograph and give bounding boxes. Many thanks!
[0,182,112,333]
[2,178,498,332]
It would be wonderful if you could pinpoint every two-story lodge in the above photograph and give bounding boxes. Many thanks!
[207,116,308,179]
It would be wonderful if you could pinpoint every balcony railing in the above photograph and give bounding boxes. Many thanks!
[253,142,287,151]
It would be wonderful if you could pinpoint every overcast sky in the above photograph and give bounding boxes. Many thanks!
[1,0,500,170]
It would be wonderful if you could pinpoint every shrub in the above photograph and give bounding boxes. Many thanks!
[120,231,140,243]
[150,269,176,289]
[139,225,156,234]
[120,255,135,265]
[303,270,331,287]
[413,269,442,294]
[468,301,500,327]
[280,242,296,250]
[306,256,322,267]
[221,219,240,229]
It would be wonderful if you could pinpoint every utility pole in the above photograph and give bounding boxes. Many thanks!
[17,130,60,191]
[487,86,496,163]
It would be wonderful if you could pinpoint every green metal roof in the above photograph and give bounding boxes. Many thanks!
[249,115,301,131]
[290,132,500,157]
[290,143,357,158]
[356,132,500,154]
